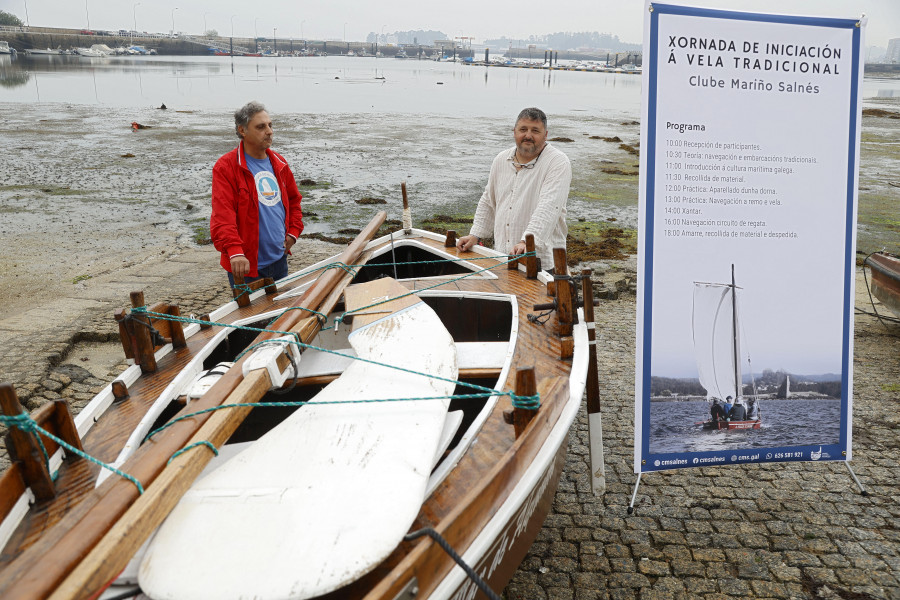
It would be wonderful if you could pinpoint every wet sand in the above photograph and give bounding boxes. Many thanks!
[1,97,897,323]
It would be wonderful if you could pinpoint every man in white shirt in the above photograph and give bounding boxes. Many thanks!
[457,107,572,271]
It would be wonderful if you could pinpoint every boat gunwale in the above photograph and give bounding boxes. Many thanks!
[429,307,589,598]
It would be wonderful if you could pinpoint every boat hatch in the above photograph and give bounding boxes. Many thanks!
[351,240,496,284]
[421,295,512,342]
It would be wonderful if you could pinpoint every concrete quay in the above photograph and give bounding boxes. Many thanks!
[0,252,898,599]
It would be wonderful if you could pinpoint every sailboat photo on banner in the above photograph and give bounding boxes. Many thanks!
[692,265,761,432]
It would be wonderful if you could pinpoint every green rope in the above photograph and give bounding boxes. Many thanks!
[232,283,253,301]
[168,440,219,465]
[0,413,54,479]
[146,388,539,441]
[266,306,328,328]
[0,412,145,494]
[0,251,541,495]
[132,306,302,347]
[136,250,541,441]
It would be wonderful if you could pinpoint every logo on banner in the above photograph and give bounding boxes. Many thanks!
[811,447,831,460]
[255,171,281,206]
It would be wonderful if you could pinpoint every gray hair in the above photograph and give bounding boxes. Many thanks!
[234,101,267,138]
[515,107,547,129]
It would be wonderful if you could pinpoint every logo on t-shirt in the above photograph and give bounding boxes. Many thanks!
[254,171,281,206]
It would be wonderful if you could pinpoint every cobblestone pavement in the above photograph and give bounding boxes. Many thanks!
[1,257,898,600]
[506,269,900,600]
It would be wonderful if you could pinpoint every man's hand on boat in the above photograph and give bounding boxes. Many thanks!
[456,234,480,252]
[230,255,251,279]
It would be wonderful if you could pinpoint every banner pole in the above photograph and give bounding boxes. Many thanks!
[627,472,643,515]
[844,462,868,496]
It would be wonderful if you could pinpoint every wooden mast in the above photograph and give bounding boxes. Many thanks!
[0,212,387,600]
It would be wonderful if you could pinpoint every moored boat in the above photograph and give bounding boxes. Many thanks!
[0,210,600,599]
[75,47,105,57]
[864,251,900,319]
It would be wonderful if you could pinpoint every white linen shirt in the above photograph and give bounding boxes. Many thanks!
[469,143,571,269]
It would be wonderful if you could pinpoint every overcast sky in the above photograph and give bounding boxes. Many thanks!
[2,0,897,48]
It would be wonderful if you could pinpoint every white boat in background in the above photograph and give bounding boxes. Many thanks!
[0,41,12,54]
[75,47,105,57]
[90,44,114,56]
[24,48,62,55]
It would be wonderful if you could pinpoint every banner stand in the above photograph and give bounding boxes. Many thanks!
[626,461,867,515]
[633,2,866,511]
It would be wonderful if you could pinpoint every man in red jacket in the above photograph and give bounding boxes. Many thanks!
[210,101,303,287]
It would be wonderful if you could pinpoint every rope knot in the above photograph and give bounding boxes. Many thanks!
[509,393,541,410]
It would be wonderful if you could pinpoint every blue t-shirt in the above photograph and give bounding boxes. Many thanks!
[245,154,287,268]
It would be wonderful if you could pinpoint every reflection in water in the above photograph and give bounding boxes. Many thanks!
[0,55,895,117]
[0,55,643,117]
[0,55,30,89]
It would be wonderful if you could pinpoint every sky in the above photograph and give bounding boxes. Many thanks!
[1,0,897,48]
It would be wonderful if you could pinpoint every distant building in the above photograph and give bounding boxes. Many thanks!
[888,38,900,63]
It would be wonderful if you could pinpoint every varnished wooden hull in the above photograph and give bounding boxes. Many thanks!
[0,228,591,599]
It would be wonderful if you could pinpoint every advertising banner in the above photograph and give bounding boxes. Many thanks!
[635,2,865,473]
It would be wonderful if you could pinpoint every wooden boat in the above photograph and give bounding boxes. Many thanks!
[864,251,900,320]
[0,210,602,599]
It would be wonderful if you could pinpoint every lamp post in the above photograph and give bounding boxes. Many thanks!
[300,20,305,40]
[171,7,178,36]
[273,27,277,54]
[22,0,29,27]
[131,2,140,45]
[254,18,259,52]
[84,0,90,30]
[381,24,385,44]
[343,22,347,42]
[230,14,236,56]
[203,11,210,37]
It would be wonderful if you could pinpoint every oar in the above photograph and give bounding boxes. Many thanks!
[1,212,386,600]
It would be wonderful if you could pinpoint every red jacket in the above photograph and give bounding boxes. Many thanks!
[210,142,304,276]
